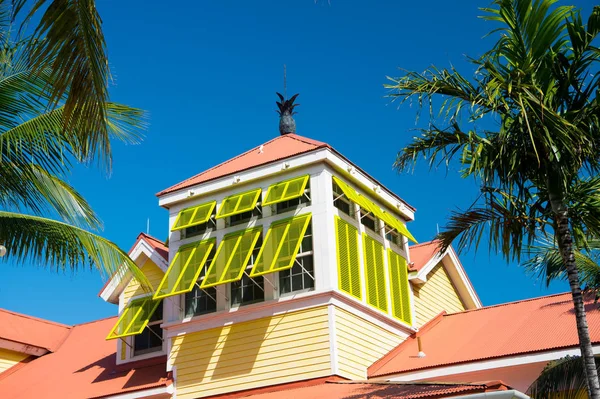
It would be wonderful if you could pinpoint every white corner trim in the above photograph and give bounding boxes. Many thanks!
[409,250,444,284]
[382,344,600,382]
[451,390,530,399]
[446,246,482,308]
[328,305,339,375]
[0,338,49,357]
[101,385,172,399]
[100,237,169,304]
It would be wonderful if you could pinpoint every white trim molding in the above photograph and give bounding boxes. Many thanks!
[101,384,173,399]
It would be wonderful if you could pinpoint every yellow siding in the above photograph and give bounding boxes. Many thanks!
[170,306,331,399]
[122,259,165,304]
[413,262,465,326]
[334,307,404,380]
[0,348,28,374]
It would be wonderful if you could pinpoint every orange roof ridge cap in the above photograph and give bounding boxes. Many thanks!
[444,291,573,317]
[71,315,118,327]
[416,311,447,336]
[156,135,287,196]
[0,308,71,329]
[409,240,442,249]
[287,133,329,147]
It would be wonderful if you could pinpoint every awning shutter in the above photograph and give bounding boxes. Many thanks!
[263,175,309,206]
[217,188,262,219]
[171,201,216,231]
[153,239,215,299]
[106,297,161,340]
[200,227,262,288]
[249,214,312,277]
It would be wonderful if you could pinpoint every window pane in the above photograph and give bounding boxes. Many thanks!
[184,286,217,318]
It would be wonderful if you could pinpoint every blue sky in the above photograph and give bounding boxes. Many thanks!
[1,0,595,325]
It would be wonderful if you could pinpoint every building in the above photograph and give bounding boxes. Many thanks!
[0,128,599,398]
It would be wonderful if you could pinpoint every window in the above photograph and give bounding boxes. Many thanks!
[229,206,262,227]
[333,181,352,216]
[184,248,217,318]
[386,228,401,246]
[279,223,314,295]
[231,237,264,306]
[106,297,161,340]
[275,181,311,214]
[133,301,163,356]
[182,222,207,239]
[361,208,377,232]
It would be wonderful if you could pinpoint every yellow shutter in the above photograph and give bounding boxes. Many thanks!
[171,201,216,231]
[335,216,362,300]
[387,249,412,324]
[106,297,161,340]
[216,188,262,219]
[153,239,215,299]
[263,175,309,206]
[363,233,388,313]
[249,214,312,277]
[380,211,417,244]
[200,227,262,288]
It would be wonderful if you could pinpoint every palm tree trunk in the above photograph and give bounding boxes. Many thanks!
[554,203,600,398]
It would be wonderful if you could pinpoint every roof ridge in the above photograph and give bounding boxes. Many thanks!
[157,135,286,195]
[286,133,328,147]
[409,240,441,249]
[0,308,71,329]
[138,233,167,247]
[71,315,117,327]
[445,291,572,317]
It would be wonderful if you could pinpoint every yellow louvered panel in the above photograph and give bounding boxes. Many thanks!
[387,249,412,324]
[362,234,387,313]
[107,296,161,340]
[335,216,361,300]
[217,188,262,219]
[172,201,216,231]
[154,239,215,299]
[263,175,309,206]
[250,214,312,277]
[200,227,262,288]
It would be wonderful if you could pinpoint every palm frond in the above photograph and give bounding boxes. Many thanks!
[21,0,112,165]
[527,356,591,399]
[0,211,149,287]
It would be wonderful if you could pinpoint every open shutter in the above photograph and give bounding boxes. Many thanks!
[217,188,262,219]
[106,297,161,340]
[200,227,262,288]
[249,214,312,277]
[171,201,216,231]
[263,175,309,206]
[153,239,215,299]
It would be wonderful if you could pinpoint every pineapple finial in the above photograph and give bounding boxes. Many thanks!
[276,92,299,135]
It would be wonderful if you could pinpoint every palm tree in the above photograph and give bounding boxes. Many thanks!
[387,0,600,396]
[527,356,600,398]
[0,0,149,283]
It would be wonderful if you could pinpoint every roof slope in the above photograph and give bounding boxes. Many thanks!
[408,240,441,272]
[210,379,511,399]
[0,309,70,352]
[0,316,170,399]
[131,232,168,261]
[157,134,330,196]
[369,292,600,377]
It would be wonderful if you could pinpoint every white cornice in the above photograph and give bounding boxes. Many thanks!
[100,385,173,399]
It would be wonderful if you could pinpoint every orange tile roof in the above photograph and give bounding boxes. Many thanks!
[209,378,511,399]
[408,240,442,272]
[0,309,70,352]
[369,292,600,377]
[157,134,330,196]
[0,316,170,399]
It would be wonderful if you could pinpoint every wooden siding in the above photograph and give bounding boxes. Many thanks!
[413,262,465,327]
[334,307,404,380]
[170,306,332,399]
[0,348,27,374]
[122,259,165,304]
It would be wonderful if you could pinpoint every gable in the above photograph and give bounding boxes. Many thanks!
[122,259,165,305]
[412,263,465,327]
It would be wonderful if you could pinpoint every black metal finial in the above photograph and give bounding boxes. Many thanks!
[276,92,299,135]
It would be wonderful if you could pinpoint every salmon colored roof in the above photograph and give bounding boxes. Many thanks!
[0,309,70,352]
[0,316,170,399]
[408,240,442,272]
[369,292,600,377]
[209,378,511,399]
[131,232,168,261]
[157,134,330,196]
